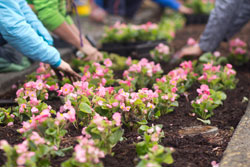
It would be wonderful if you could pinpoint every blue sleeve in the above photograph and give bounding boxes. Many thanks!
[18,0,53,45]
[152,0,180,10]
[0,0,61,67]
[94,0,104,8]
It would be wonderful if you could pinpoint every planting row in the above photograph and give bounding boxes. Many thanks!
[0,46,239,166]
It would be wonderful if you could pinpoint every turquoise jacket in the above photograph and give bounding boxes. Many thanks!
[0,0,61,67]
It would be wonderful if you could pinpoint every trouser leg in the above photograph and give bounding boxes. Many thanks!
[224,0,250,40]
[199,0,243,52]
[0,45,23,64]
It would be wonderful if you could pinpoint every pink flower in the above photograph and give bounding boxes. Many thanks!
[112,112,121,126]
[0,140,9,149]
[214,51,220,57]
[63,108,76,122]
[112,102,119,107]
[31,107,39,114]
[19,104,26,113]
[187,38,197,46]
[104,59,112,67]
[61,83,74,95]
[30,132,45,145]
[197,85,210,95]
[126,57,132,66]
[7,122,13,126]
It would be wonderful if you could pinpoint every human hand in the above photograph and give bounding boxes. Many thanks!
[179,6,193,14]
[55,60,81,82]
[170,45,202,64]
[81,44,103,61]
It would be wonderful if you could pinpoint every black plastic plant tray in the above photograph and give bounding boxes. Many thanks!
[100,40,167,59]
[184,14,210,25]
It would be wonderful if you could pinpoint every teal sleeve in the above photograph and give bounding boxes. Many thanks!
[0,0,61,67]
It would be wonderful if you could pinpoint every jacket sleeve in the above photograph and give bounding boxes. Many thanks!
[32,0,73,31]
[152,0,180,10]
[19,0,53,45]
[0,0,61,67]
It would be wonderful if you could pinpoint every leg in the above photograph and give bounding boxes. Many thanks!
[199,0,243,52]
[224,0,250,40]
[0,45,23,64]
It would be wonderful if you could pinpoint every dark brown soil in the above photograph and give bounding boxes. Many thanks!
[1,23,250,167]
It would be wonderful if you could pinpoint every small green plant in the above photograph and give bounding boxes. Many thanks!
[136,124,173,167]
[228,38,249,66]
[150,43,171,63]
[191,84,227,121]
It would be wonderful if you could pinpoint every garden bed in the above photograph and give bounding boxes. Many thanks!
[1,23,250,167]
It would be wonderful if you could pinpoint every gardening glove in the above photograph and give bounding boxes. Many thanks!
[80,44,103,62]
[55,60,81,82]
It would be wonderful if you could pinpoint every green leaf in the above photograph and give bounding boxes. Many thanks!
[197,118,211,124]
[109,128,124,145]
[137,119,148,125]
[164,153,174,164]
[136,142,148,156]
[79,102,92,114]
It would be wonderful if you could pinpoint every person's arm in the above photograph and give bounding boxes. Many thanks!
[32,0,72,31]
[19,0,53,45]
[152,0,181,10]
[0,0,61,67]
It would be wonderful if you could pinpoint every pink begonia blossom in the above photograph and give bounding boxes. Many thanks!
[0,140,9,149]
[197,85,210,95]
[19,103,26,113]
[31,107,39,114]
[96,86,106,97]
[16,141,28,154]
[106,104,112,109]
[112,112,121,126]
[63,108,76,122]
[17,151,35,166]
[61,83,74,96]
[30,132,45,145]
[226,64,232,69]
[152,145,159,152]
[187,38,197,46]
[104,58,112,67]
[214,51,221,57]
[211,161,219,167]
[126,57,132,66]
[112,102,119,107]
[7,122,13,126]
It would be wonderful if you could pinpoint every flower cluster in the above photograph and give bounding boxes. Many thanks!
[79,62,115,88]
[26,63,60,90]
[198,62,237,90]
[186,0,214,14]
[123,58,163,90]
[84,113,123,154]
[101,14,185,43]
[136,124,173,166]
[62,136,105,167]
[150,43,171,63]
[191,84,227,121]
[229,38,248,66]
[0,107,15,126]
[0,131,60,167]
